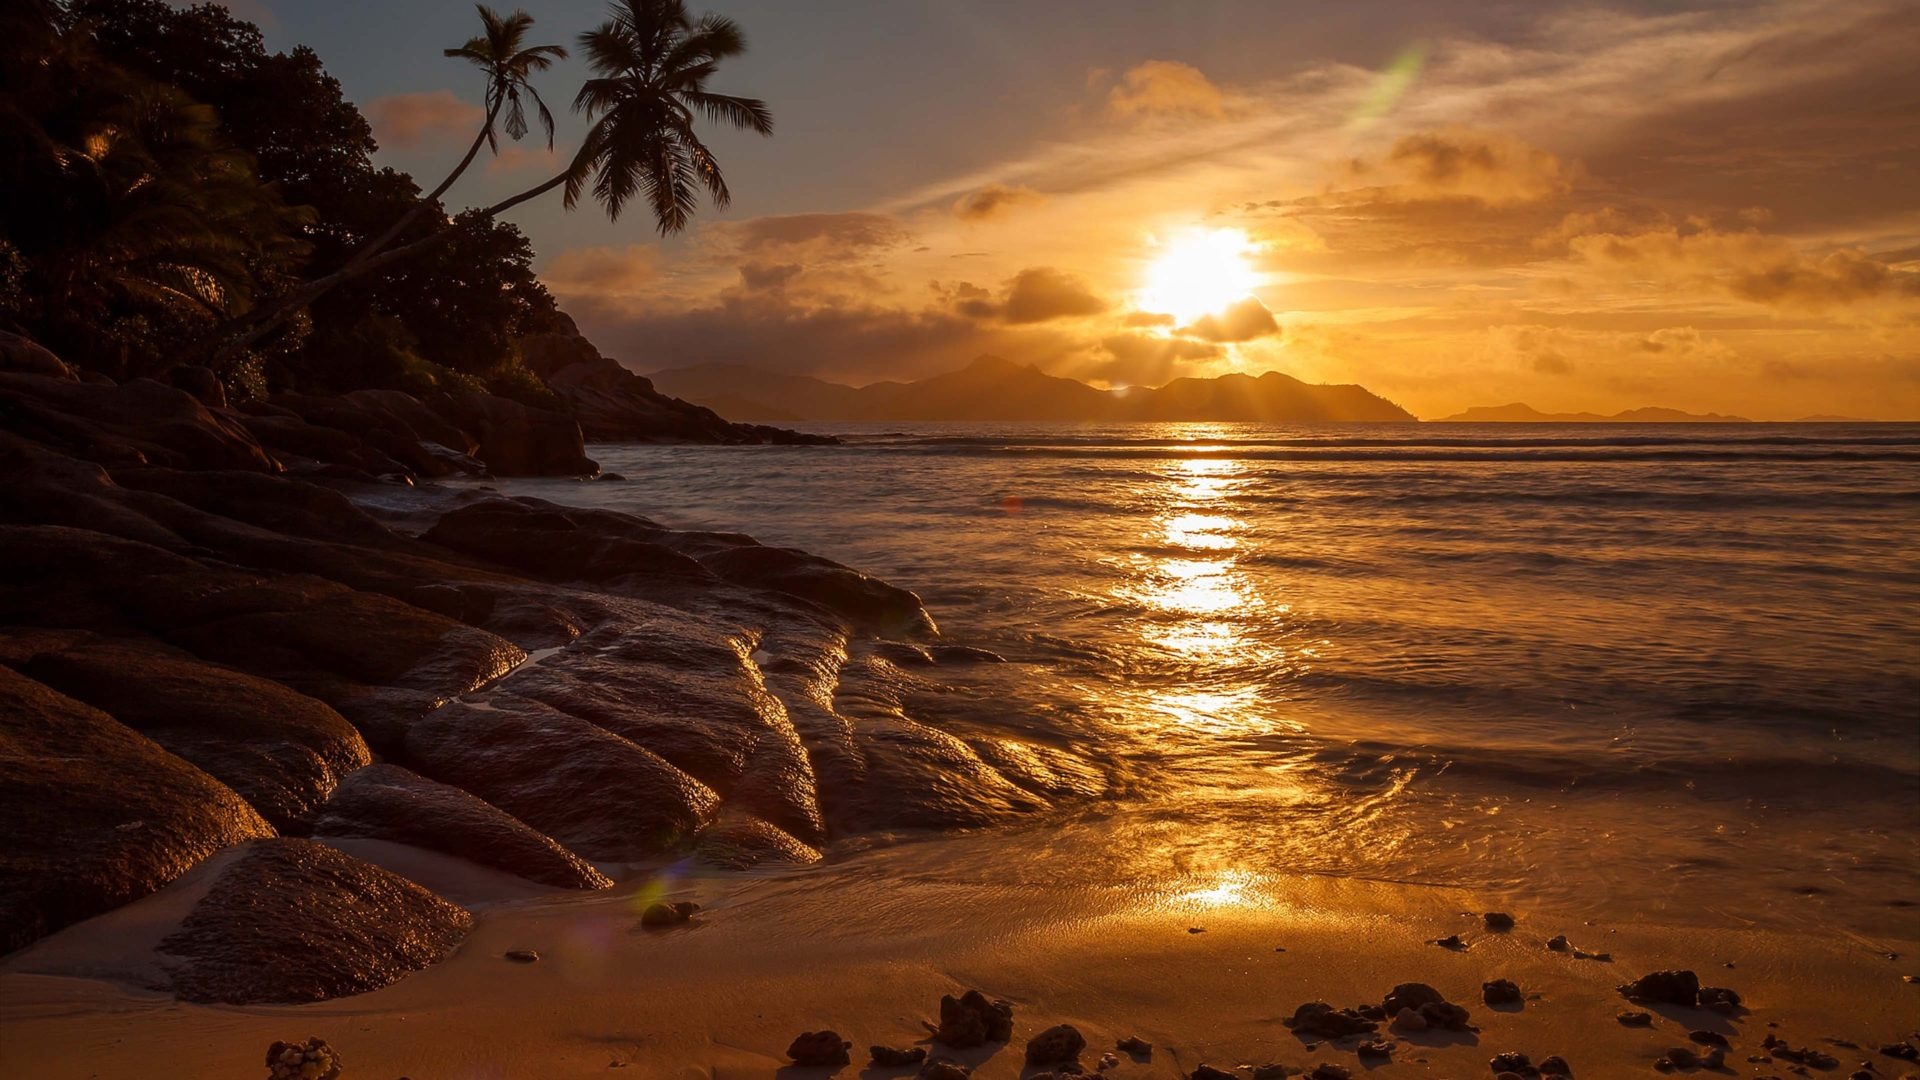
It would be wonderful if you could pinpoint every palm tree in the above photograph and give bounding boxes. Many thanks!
[211,0,768,361]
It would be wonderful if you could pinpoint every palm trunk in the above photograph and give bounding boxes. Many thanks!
[210,169,573,359]
[345,99,501,273]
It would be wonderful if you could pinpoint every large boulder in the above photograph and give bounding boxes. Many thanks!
[0,372,277,471]
[312,764,610,889]
[430,391,597,477]
[0,331,76,380]
[402,698,720,861]
[13,635,372,831]
[157,838,471,1003]
[0,665,274,952]
[423,498,715,583]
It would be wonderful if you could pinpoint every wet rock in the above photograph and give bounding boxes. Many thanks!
[403,699,720,861]
[1357,1040,1393,1058]
[871,1045,927,1067]
[1252,1065,1291,1080]
[1538,1055,1571,1076]
[160,838,471,1004]
[926,988,1015,1047]
[786,1030,852,1067]
[1097,1052,1119,1071]
[313,764,610,889]
[265,1036,342,1080]
[1306,1065,1351,1080]
[19,635,372,831]
[1287,1002,1379,1039]
[1484,979,1523,1006]
[1384,983,1445,1015]
[679,538,935,636]
[431,391,597,477]
[1191,1066,1236,1080]
[1617,1011,1654,1026]
[1696,986,1741,1014]
[639,901,700,927]
[1884,1042,1920,1060]
[692,816,823,869]
[1434,933,1467,949]
[505,949,539,963]
[1490,1052,1532,1073]
[0,331,75,379]
[0,372,276,472]
[919,1060,971,1080]
[1484,911,1516,931]
[1688,1030,1729,1048]
[0,665,274,952]
[1117,1035,1152,1058]
[1620,970,1702,1007]
[1546,934,1571,952]
[1391,1008,1429,1032]
[1026,1024,1086,1065]
[422,499,714,584]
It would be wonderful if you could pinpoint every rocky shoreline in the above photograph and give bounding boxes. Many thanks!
[0,332,1090,1004]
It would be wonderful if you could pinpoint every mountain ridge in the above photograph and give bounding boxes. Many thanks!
[646,356,1417,423]
[1436,402,1753,423]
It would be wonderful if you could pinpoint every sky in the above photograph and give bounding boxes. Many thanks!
[246,0,1919,419]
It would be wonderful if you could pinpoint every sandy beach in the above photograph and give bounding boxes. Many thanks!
[6,822,1918,1079]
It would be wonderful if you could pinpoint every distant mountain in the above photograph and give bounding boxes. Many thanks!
[648,356,1415,423]
[1791,414,1872,422]
[1437,402,1752,423]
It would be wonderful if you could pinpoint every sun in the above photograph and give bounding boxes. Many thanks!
[1138,227,1259,324]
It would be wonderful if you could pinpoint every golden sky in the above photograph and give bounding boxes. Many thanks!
[344,0,1920,419]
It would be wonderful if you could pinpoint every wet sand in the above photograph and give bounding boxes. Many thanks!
[5,831,1916,1079]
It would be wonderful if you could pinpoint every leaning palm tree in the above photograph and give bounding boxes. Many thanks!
[209,0,767,362]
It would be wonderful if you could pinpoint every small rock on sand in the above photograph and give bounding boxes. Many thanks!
[870,1045,926,1067]
[504,949,538,963]
[1391,1008,1428,1032]
[1252,1065,1289,1080]
[1619,970,1701,1006]
[1357,1040,1392,1058]
[1026,1024,1087,1065]
[926,989,1014,1047]
[1546,934,1571,952]
[1116,1036,1152,1058]
[1433,933,1467,950]
[1286,1002,1378,1039]
[1489,1051,1532,1073]
[1483,978,1522,1006]
[266,1037,342,1080]
[1688,1030,1729,1048]
[1539,1054,1572,1075]
[639,901,700,928]
[1306,1065,1350,1080]
[920,1059,971,1080]
[1097,1051,1119,1071]
[1617,1011,1653,1026]
[1191,1066,1236,1080]
[1484,911,1516,931]
[786,1031,852,1067]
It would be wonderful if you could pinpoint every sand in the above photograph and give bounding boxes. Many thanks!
[3,825,1917,1079]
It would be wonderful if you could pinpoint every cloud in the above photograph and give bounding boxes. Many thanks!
[366,90,483,150]
[727,213,911,257]
[1565,226,1920,314]
[487,143,567,175]
[1342,129,1574,206]
[942,267,1111,324]
[739,262,804,291]
[952,184,1045,221]
[1180,297,1280,342]
[1106,60,1227,119]
[542,245,659,298]
[1089,332,1223,386]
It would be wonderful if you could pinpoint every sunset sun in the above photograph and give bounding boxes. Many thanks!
[1139,227,1260,323]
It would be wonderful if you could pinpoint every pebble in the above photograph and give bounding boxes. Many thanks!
[920,1059,971,1080]
[1617,1011,1654,1026]
[1539,1054,1572,1075]
[1306,1065,1350,1080]
[503,949,538,963]
[1026,1024,1087,1065]
[1434,933,1467,950]
[1252,1065,1290,1080]
[1547,934,1572,952]
[1357,1040,1392,1059]
[1096,1052,1119,1071]
[869,1045,926,1067]
[1484,911,1517,931]
[1489,1051,1533,1072]
[785,1031,851,1067]
[1483,978,1523,1006]
[1190,1065,1236,1080]
[265,1037,342,1080]
[1116,1036,1151,1058]
[639,901,699,928]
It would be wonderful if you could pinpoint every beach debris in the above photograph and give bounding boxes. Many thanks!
[1433,933,1468,950]
[1619,970,1701,1006]
[1190,1065,1236,1080]
[870,1045,927,1067]
[639,901,699,928]
[1573,949,1612,962]
[1097,1051,1120,1071]
[1764,1034,1840,1069]
[1617,1011,1654,1026]
[1687,1030,1729,1048]
[1306,1065,1351,1080]
[1538,1054,1572,1075]
[786,1031,852,1067]
[1380,983,1474,1032]
[1489,1051,1532,1073]
[266,1037,341,1080]
[504,949,538,963]
[919,1059,971,1080]
[925,989,1014,1047]
[1116,1036,1152,1058]
[1483,978,1523,1006]
[1026,1023,1087,1065]
[1285,1002,1378,1039]
[1391,1008,1429,1032]
[1547,934,1571,952]
[1484,911,1517,931]
[1188,926,1206,934]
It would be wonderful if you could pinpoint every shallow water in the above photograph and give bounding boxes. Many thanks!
[490,422,1920,939]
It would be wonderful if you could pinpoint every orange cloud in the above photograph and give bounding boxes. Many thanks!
[1566,227,1920,314]
[487,143,567,175]
[1107,60,1226,119]
[366,90,483,149]
[952,183,1045,221]
[1333,129,1573,207]
[1180,297,1280,343]
[543,245,659,299]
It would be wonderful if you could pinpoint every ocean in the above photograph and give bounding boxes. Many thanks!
[487,422,1920,938]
